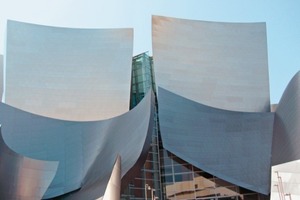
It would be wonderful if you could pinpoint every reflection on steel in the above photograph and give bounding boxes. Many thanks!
[152,15,270,112]
[102,155,121,200]
[0,126,58,200]
[272,71,300,165]
[4,20,133,121]
[157,87,274,195]
[0,90,155,199]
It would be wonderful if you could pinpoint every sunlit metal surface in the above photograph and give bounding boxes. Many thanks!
[158,87,274,195]
[0,126,58,200]
[152,15,270,112]
[4,20,133,121]
[272,71,300,165]
[102,155,121,200]
[0,91,154,199]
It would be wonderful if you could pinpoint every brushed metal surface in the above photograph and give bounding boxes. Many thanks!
[158,87,274,195]
[0,55,2,101]
[102,155,121,200]
[62,91,154,200]
[0,90,154,199]
[152,15,270,112]
[0,126,58,200]
[4,20,133,121]
[272,71,300,165]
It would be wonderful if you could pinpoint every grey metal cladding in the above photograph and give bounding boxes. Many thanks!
[62,155,122,200]
[0,127,58,200]
[0,90,155,199]
[152,15,270,112]
[4,20,133,121]
[0,55,2,101]
[272,71,300,165]
[102,155,121,200]
[158,87,274,195]
[62,91,155,200]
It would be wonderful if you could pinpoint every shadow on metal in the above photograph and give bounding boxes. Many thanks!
[157,87,274,195]
[272,71,300,165]
[0,90,155,199]
[0,126,59,200]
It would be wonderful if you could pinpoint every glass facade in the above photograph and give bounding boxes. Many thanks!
[160,149,269,200]
[122,52,162,200]
[123,52,269,200]
[130,52,156,109]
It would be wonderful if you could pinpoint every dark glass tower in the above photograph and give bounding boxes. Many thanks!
[129,52,156,109]
[121,52,162,200]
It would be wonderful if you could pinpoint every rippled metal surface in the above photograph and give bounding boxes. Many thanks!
[0,126,58,200]
[152,15,270,112]
[158,87,274,194]
[272,71,300,165]
[0,91,154,199]
[4,20,133,121]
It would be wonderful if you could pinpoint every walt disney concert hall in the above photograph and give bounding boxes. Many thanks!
[0,16,299,200]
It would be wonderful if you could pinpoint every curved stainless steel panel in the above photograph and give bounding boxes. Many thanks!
[0,127,58,200]
[0,55,2,101]
[62,91,154,200]
[102,155,121,200]
[4,20,133,121]
[158,87,274,195]
[0,90,154,199]
[152,15,270,112]
[272,71,300,165]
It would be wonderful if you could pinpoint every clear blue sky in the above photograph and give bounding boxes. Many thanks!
[0,0,299,103]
